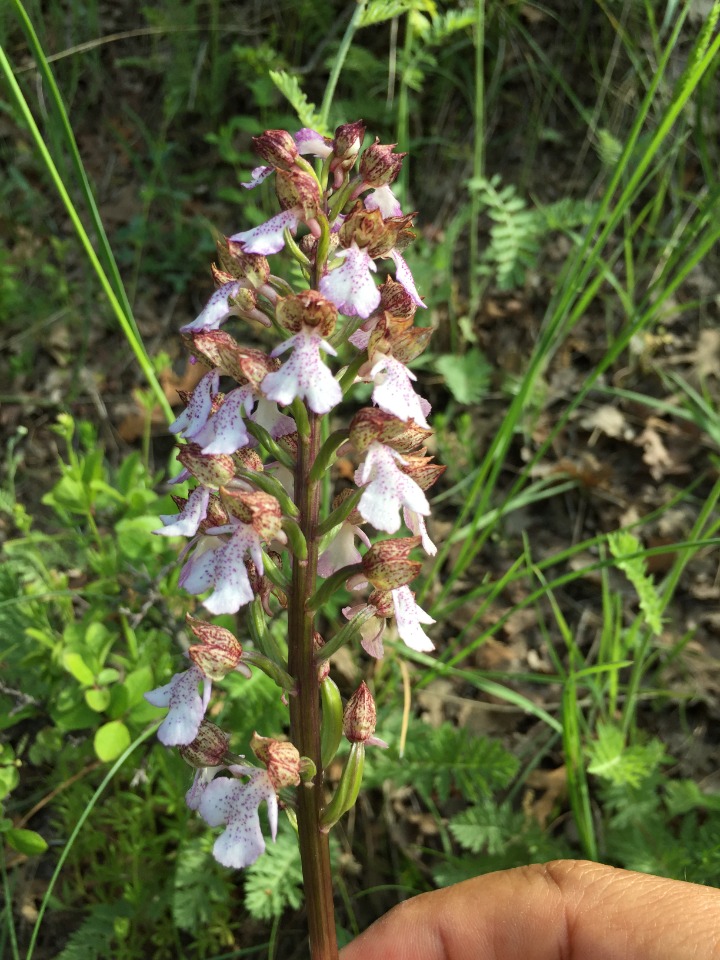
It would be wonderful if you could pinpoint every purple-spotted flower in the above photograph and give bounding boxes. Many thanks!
[261,291,342,415]
[144,665,211,746]
[198,734,301,868]
[355,441,430,534]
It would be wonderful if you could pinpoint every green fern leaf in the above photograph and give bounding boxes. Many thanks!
[359,0,435,28]
[244,828,303,920]
[435,349,492,405]
[608,530,664,634]
[587,722,666,788]
[365,723,518,803]
[173,834,229,931]
[56,903,130,960]
[268,71,328,135]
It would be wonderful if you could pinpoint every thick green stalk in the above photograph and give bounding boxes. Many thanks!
[288,411,338,960]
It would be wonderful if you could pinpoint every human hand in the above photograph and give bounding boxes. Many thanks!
[340,860,720,959]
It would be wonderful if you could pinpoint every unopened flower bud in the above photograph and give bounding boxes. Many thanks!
[216,238,271,287]
[314,632,330,681]
[187,615,245,680]
[276,290,338,337]
[178,443,235,487]
[252,129,298,169]
[362,536,422,590]
[220,488,283,540]
[399,454,446,491]
[233,447,264,473]
[367,588,395,618]
[343,682,377,743]
[378,277,417,324]
[359,138,406,187]
[178,719,231,767]
[349,408,432,454]
[275,167,321,219]
[201,493,230,531]
[251,733,301,790]
[332,120,365,174]
[183,329,239,371]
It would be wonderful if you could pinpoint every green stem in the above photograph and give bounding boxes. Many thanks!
[288,411,338,960]
[319,0,369,129]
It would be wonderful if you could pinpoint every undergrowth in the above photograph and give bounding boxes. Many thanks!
[1,0,720,956]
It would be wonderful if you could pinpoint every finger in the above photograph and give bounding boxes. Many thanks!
[340,859,720,960]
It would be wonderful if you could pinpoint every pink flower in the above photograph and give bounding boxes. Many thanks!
[391,585,435,651]
[317,522,371,579]
[192,385,255,455]
[198,765,278,869]
[200,523,265,616]
[180,282,268,332]
[170,371,220,438]
[156,486,210,539]
[250,396,296,440]
[144,665,211,746]
[230,209,302,257]
[369,354,430,428]
[319,242,380,318]
[403,506,437,556]
[388,249,424,308]
[263,329,341,415]
[355,442,429,533]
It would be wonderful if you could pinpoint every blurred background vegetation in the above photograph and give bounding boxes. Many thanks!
[2,1,720,958]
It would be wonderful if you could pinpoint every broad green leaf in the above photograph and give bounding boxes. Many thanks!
[85,688,111,712]
[6,827,48,855]
[94,720,131,762]
[62,651,95,686]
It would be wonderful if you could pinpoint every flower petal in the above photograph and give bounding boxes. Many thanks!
[370,355,429,428]
[319,243,380,318]
[263,331,341,415]
[389,250,425,308]
[156,486,210,538]
[295,128,332,158]
[203,526,261,615]
[194,386,255,455]
[145,666,208,746]
[241,165,272,189]
[170,371,220,437]
[392,585,435,652]
[198,770,277,869]
[363,184,403,218]
[355,443,429,533]
[181,282,243,333]
[231,209,300,256]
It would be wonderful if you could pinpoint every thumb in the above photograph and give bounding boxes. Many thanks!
[340,860,720,960]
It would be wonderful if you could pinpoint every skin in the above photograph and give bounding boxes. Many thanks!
[340,860,720,960]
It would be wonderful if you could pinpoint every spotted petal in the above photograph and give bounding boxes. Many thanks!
[198,769,277,869]
[391,585,435,652]
[370,355,429,428]
[389,249,425,309]
[181,282,244,333]
[231,209,300,256]
[145,665,210,746]
[203,525,263,615]
[319,243,380,318]
[355,443,429,533]
[263,330,342,415]
[156,485,210,538]
[194,386,255,455]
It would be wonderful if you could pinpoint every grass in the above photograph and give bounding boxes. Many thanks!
[2,0,720,956]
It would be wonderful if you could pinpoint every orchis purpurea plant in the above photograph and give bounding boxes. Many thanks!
[144,122,444,960]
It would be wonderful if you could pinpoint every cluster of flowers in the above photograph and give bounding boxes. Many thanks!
[145,121,443,870]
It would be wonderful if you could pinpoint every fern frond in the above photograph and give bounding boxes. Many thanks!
[268,71,328,134]
[365,723,518,803]
[359,0,435,28]
[56,904,130,960]
[244,829,303,920]
[587,722,666,788]
[608,530,664,635]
